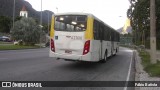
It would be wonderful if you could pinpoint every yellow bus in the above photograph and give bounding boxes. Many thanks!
[50,13,120,62]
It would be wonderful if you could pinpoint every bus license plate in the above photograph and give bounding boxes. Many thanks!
[65,50,72,54]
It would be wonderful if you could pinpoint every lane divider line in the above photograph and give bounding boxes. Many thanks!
[123,50,134,90]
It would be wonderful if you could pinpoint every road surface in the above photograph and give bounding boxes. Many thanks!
[0,47,135,90]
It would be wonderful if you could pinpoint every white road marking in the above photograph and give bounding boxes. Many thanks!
[123,50,134,90]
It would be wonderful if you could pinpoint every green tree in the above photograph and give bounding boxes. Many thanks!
[128,0,151,47]
[11,17,41,46]
[128,0,160,49]
[15,16,22,22]
[0,16,12,33]
[42,24,50,34]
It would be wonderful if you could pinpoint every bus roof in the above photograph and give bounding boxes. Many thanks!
[53,12,119,34]
[54,12,92,16]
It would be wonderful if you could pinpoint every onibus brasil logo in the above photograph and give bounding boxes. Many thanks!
[2,82,42,87]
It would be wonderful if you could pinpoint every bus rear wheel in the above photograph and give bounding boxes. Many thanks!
[113,48,118,56]
[100,50,108,63]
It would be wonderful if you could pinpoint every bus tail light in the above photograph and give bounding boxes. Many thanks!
[51,39,55,52]
[83,40,90,55]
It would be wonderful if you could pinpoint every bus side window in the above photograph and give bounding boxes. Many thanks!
[111,30,114,41]
[104,27,106,41]
[93,20,99,40]
[105,27,111,41]
[93,20,96,39]
[118,33,120,42]
[99,23,104,40]
[116,32,120,42]
[115,32,117,42]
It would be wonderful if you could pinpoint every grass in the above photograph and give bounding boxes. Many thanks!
[139,51,150,67]
[0,44,40,50]
[139,50,160,77]
[0,41,13,44]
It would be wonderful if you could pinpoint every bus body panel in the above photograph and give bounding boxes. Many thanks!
[91,40,101,61]
[54,31,85,55]
[50,40,100,62]
[49,53,99,62]
[101,41,112,58]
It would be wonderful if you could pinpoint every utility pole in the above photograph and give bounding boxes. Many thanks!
[46,12,50,44]
[12,0,15,31]
[150,0,157,64]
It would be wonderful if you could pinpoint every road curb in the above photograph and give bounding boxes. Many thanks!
[134,50,160,90]
[134,50,141,90]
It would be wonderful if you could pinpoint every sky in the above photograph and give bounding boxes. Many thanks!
[25,0,130,30]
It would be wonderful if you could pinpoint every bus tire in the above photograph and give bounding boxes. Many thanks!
[114,48,118,56]
[100,50,108,63]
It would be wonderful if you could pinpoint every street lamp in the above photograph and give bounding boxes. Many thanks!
[56,7,58,13]
[40,0,43,48]
[40,0,42,24]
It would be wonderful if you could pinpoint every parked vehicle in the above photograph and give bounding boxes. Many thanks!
[0,36,10,42]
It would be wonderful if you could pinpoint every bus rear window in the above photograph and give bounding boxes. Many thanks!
[54,15,87,31]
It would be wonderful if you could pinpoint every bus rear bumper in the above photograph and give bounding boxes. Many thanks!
[49,51,98,62]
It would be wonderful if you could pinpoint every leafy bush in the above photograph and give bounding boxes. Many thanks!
[11,17,42,46]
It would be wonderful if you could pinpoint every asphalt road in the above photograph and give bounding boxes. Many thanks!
[0,47,135,90]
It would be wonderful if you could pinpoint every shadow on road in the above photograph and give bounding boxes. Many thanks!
[54,55,118,71]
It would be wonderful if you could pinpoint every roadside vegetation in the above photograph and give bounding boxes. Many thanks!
[0,44,39,50]
[0,41,12,44]
[139,50,160,77]
[0,15,50,49]
[121,44,160,77]
[123,0,160,77]
[11,17,42,46]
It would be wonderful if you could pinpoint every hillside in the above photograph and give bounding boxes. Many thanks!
[117,27,123,33]
[0,0,54,24]
[117,26,132,34]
